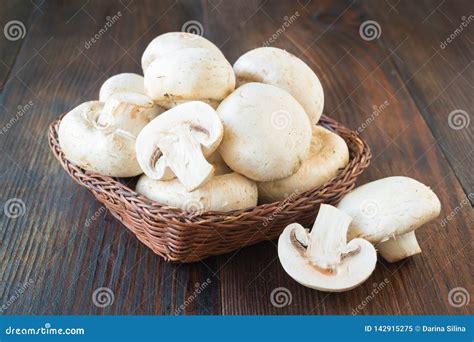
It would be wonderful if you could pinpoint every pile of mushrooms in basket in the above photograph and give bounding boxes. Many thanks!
[57,32,441,292]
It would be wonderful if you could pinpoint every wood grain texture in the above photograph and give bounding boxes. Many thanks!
[0,0,472,316]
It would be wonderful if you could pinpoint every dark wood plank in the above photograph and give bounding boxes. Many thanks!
[361,0,474,199]
[204,0,473,315]
[0,0,36,92]
[0,0,221,315]
[1,0,472,316]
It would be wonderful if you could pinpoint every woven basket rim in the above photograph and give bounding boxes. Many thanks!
[48,114,371,224]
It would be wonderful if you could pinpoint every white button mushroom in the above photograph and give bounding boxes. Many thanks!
[135,101,224,192]
[58,93,161,177]
[142,32,235,109]
[216,82,312,182]
[278,204,377,292]
[336,176,441,262]
[258,126,349,203]
[233,47,324,126]
[141,32,224,73]
[136,172,257,212]
[99,73,146,101]
[144,48,235,109]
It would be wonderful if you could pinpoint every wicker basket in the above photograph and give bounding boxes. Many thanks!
[48,114,371,262]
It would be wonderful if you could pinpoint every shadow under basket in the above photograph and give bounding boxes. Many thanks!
[48,114,371,263]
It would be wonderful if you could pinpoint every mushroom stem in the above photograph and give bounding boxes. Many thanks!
[377,231,422,262]
[306,204,358,271]
[156,125,215,191]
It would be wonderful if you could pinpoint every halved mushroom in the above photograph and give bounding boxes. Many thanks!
[136,172,257,212]
[258,126,349,203]
[217,82,312,182]
[144,47,235,109]
[58,93,161,177]
[141,32,224,73]
[135,101,224,191]
[278,204,377,292]
[234,47,324,126]
[99,73,146,101]
[337,176,441,262]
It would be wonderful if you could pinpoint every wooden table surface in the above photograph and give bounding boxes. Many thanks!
[1,0,472,315]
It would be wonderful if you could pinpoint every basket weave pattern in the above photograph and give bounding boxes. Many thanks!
[48,114,371,262]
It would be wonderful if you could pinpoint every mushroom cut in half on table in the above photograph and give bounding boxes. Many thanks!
[135,101,224,192]
[142,32,235,109]
[58,92,161,177]
[278,204,377,292]
[216,82,312,182]
[234,47,324,126]
[258,126,349,203]
[337,176,441,262]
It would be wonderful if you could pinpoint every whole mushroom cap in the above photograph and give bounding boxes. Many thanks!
[144,48,235,109]
[217,83,312,182]
[141,32,224,72]
[58,100,159,177]
[99,73,146,101]
[136,172,258,212]
[337,176,441,243]
[234,47,324,126]
[258,126,349,203]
